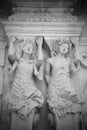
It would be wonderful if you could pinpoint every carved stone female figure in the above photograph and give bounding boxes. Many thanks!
[46,39,82,130]
[4,37,44,130]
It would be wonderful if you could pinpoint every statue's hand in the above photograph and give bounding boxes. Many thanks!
[35,36,43,46]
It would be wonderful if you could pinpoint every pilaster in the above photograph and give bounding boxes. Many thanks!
[0,23,7,128]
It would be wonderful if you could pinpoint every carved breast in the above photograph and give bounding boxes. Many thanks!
[17,59,34,78]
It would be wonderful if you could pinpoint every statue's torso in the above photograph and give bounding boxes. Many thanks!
[11,58,36,97]
[48,57,75,94]
[47,57,77,112]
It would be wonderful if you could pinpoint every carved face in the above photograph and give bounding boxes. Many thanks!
[23,43,33,54]
[59,43,69,55]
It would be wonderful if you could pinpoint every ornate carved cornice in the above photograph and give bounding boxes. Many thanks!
[3,21,85,37]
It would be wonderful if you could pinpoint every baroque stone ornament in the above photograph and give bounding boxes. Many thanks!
[8,11,78,22]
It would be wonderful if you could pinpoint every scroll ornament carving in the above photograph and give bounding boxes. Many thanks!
[4,36,44,119]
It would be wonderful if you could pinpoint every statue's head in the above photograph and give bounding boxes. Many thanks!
[22,38,38,58]
[52,38,72,57]
[59,43,69,55]
[23,40,33,54]
[58,39,72,56]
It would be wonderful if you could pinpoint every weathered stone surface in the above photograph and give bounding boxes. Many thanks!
[0,23,7,130]
[2,1,86,130]
[80,37,87,45]
[12,0,72,8]
[0,22,6,40]
[0,48,5,67]
[0,23,6,96]
[14,7,72,13]
[79,37,87,56]
[3,0,84,38]
[8,11,78,22]
[0,68,4,96]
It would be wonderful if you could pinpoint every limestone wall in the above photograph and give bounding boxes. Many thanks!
[0,22,6,103]
[0,22,8,130]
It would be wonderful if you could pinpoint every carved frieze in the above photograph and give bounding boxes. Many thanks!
[8,11,78,22]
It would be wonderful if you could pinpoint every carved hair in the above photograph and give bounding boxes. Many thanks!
[52,40,60,56]
[52,38,72,56]
[60,39,72,56]
[14,37,24,60]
